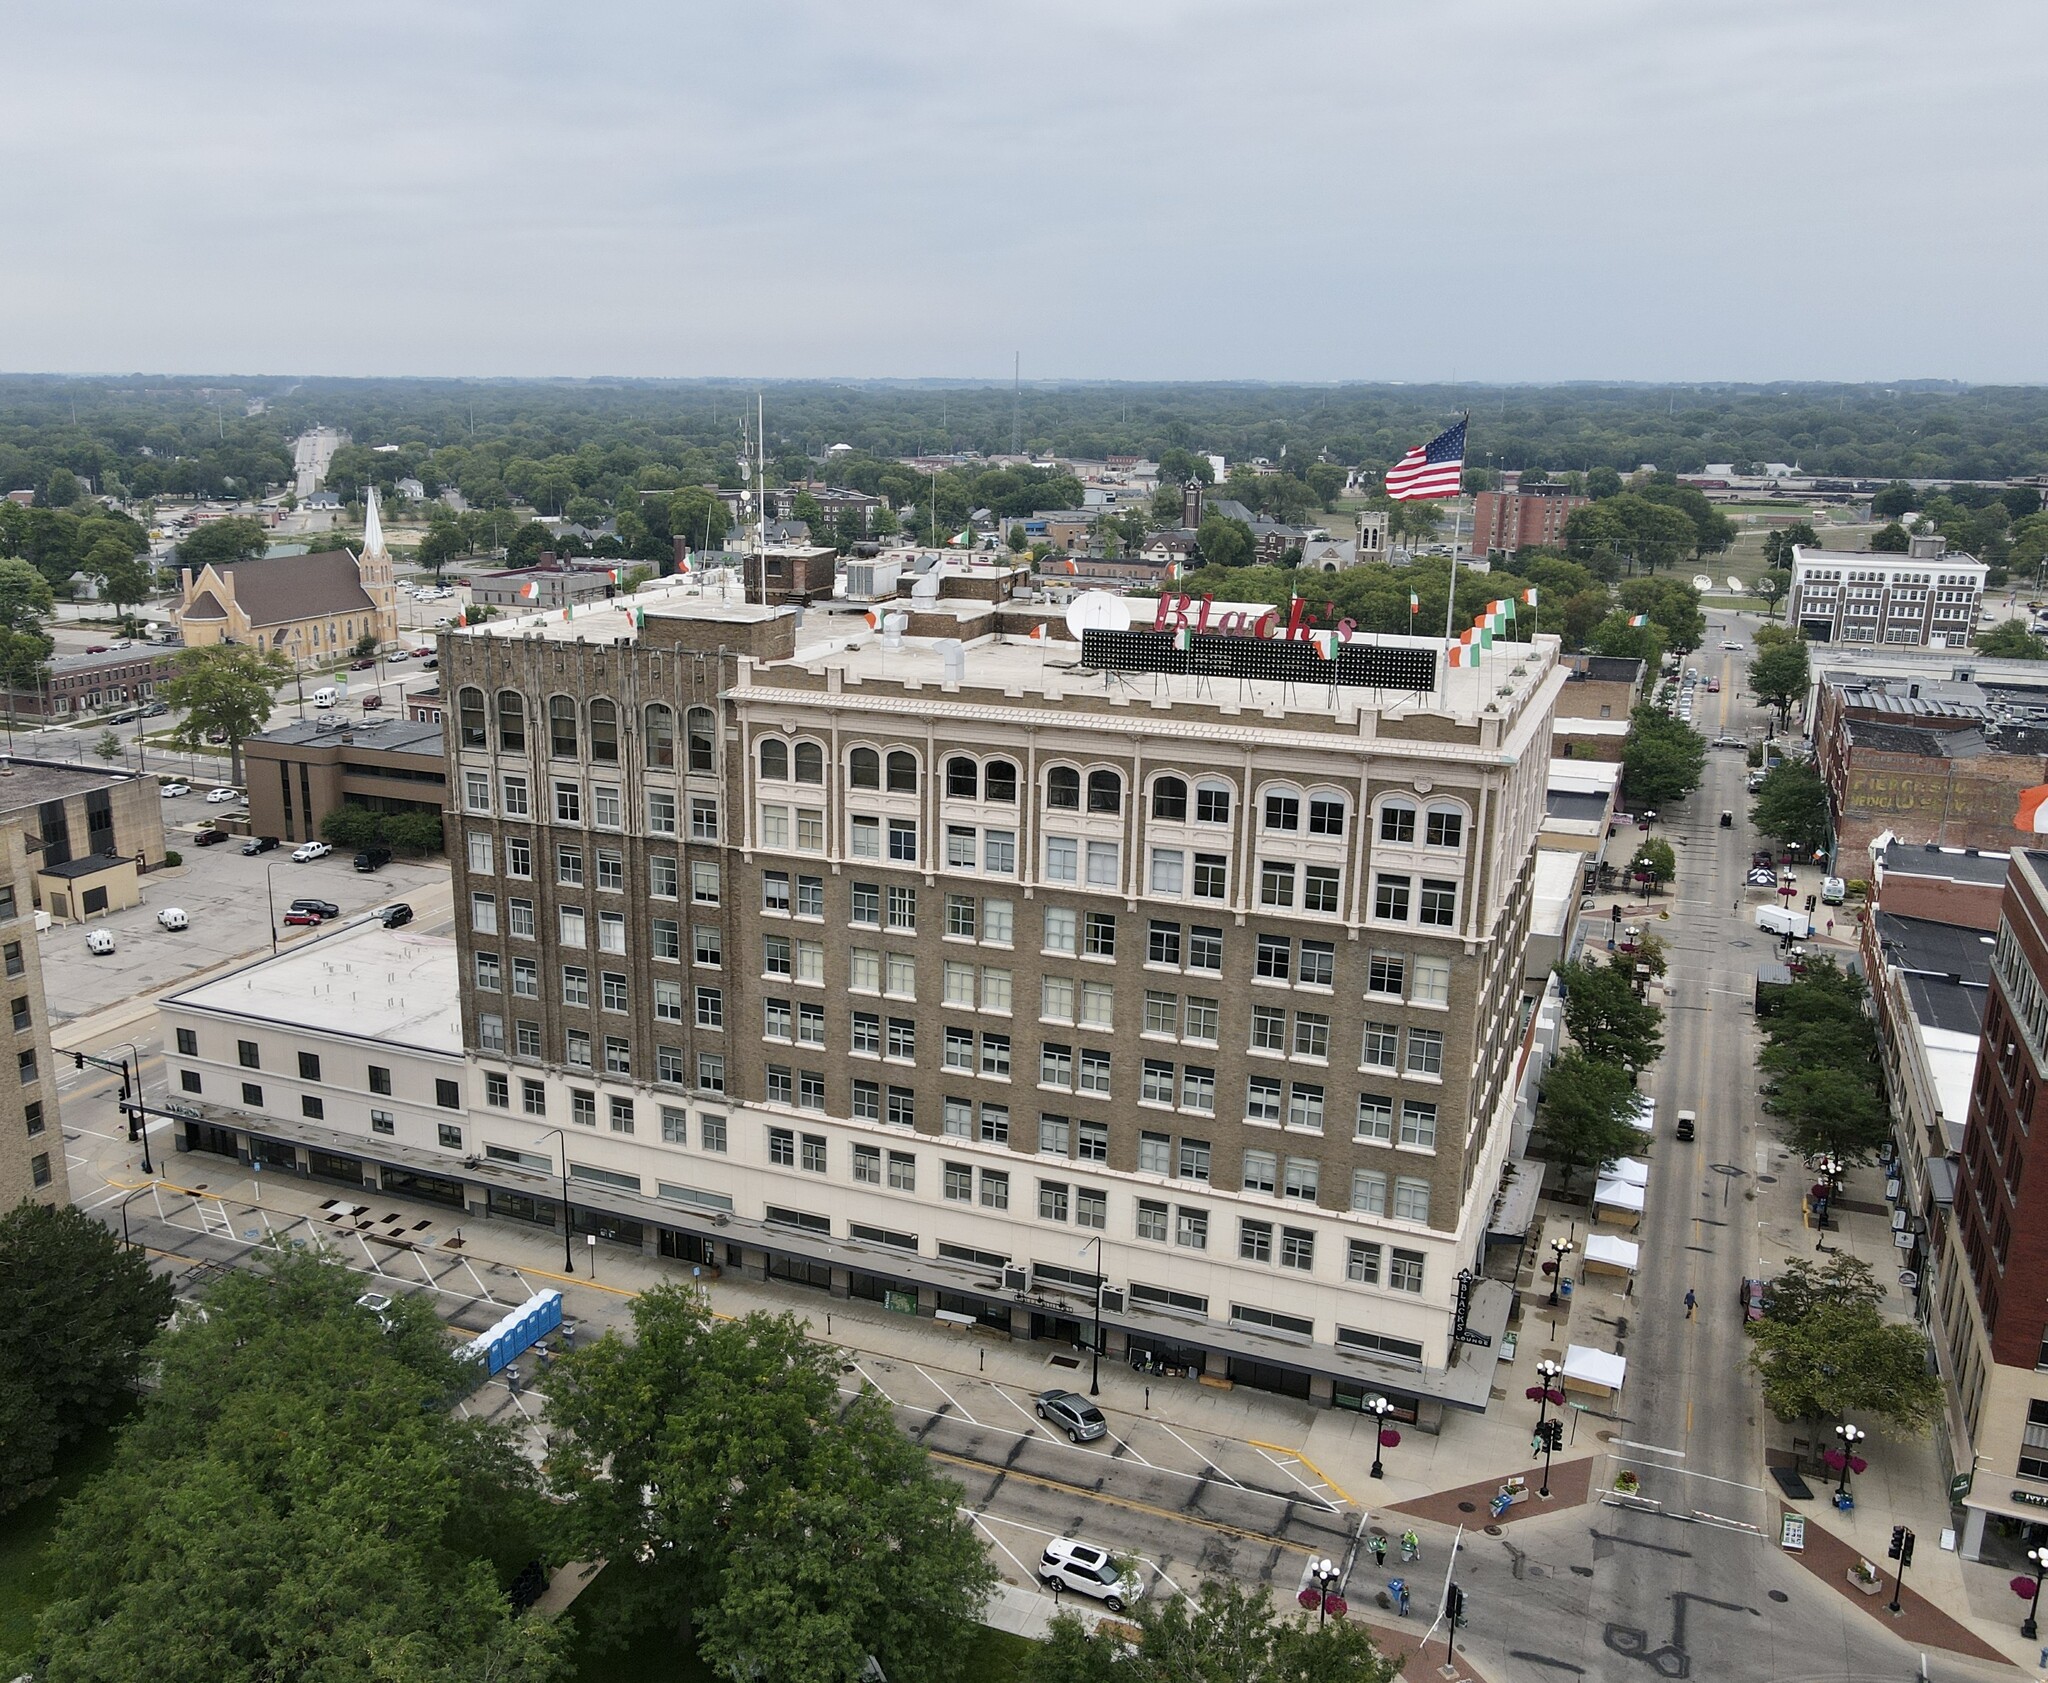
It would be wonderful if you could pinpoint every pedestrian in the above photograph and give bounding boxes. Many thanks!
[1684,1288,1697,1320]
[1369,1533,1388,1568]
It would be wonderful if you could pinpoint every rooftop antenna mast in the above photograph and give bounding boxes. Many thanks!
[1012,353,1021,456]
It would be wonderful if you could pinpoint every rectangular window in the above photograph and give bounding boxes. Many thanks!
[946,893,977,939]
[697,987,725,1030]
[470,893,498,935]
[603,1036,631,1075]
[558,906,586,948]
[700,1113,728,1151]
[463,772,492,812]
[1283,1157,1320,1204]
[984,899,1014,944]
[1400,1101,1438,1149]
[1347,1239,1382,1284]
[1287,1083,1324,1132]
[852,1078,880,1120]
[1299,941,1335,988]
[1243,1149,1277,1195]
[693,925,721,966]
[1356,1094,1393,1143]
[1139,1130,1171,1174]
[175,1027,198,1057]
[947,824,976,869]
[1368,953,1406,997]
[944,1162,973,1202]
[598,913,626,956]
[1079,1048,1111,1094]
[661,1106,687,1146]
[1426,809,1463,848]
[1183,995,1219,1042]
[691,861,720,904]
[647,791,677,835]
[1406,1029,1445,1077]
[691,798,720,841]
[1192,855,1228,900]
[1180,1067,1215,1113]
[1038,1181,1069,1223]
[1418,879,1458,928]
[1255,935,1290,982]
[609,1096,635,1134]
[765,1066,792,1106]
[850,949,880,992]
[651,855,678,898]
[1084,913,1116,959]
[554,783,582,825]
[466,831,493,873]
[512,958,538,998]
[887,885,917,931]
[1175,1207,1208,1250]
[854,1144,882,1185]
[1079,982,1114,1028]
[1362,1022,1399,1069]
[1308,797,1345,838]
[1411,956,1452,1005]
[1292,1012,1330,1060]
[1259,860,1294,908]
[1189,925,1223,971]
[797,1002,825,1046]
[1135,1200,1168,1242]
[1044,907,1077,954]
[1303,866,1341,915]
[762,871,791,914]
[1251,1005,1286,1052]
[886,1151,915,1191]
[985,832,1016,875]
[889,1087,918,1129]
[1178,1137,1211,1180]
[1351,1169,1387,1214]
[302,1094,325,1120]
[888,1017,918,1061]
[796,875,823,917]
[238,1039,260,1070]
[596,850,623,892]
[297,1049,321,1081]
[1280,1228,1315,1271]
[502,775,530,817]
[1040,1043,1073,1088]
[1144,989,1178,1036]
[1142,1060,1175,1105]
[980,1033,1010,1077]
[1389,1248,1425,1292]
[980,1168,1010,1210]
[1078,1120,1107,1162]
[697,1054,725,1093]
[1149,848,1185,895]
[565,1030,592,1070]
[1148,920,1181,966]
[1076,1188,1106,1230]
[561,966,589,1008]
[1374,875,1411,921]
[885,953,916,998]
[763,935,792,977]
[510,898,536,939]
[506,836,531,879]
[768,1127,795,1166]
[1085,841,1119,887]
[592,785,622,829]
[1246,1076,1282,1124]
[1393,1177,1432,1223]
[887,819,918,863]
[1045,836,1077,882]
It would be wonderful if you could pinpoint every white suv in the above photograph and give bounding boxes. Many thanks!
[1039,1538,1143,1612]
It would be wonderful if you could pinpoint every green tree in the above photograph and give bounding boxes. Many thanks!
[34,1253,564,1683]
[1558,957,1664,1071]
[1747,1300,1941,1452]
[1305,462,1347,509]
[1585,466,1624,500]
[93,729,122,765]
[0,1201,174,1515]
[1565,494,1697,575]
[1761,523,1819,568]
[417,514,466,581]
[1752,569,1791,612]
[174,516,267,570]
[1869,521,1911,553]
[667,486,732,555]
[1978,619,2046,659]
[1587,611,1665,671]
[546,1287,994,1683]
[1032,1583,1398,1683]
[160,645,291,783]
[92,545,155,613]
[1871,482,1917,520]
[1195,513,1255,569]
[1629,836,1677,892]
[1750,759,1829,853]
[1006,523,1028,554]
[1763,1254,1885,1324]
[1619,576,1705,653]
[42,467,81,508]
[0,554,56,632]
[1535,1050,1642,1192]
[1747,629,1810,724]
[505,520,552,567]
[1621,707,1706,808]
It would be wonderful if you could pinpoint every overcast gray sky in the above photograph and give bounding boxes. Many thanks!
[2,1,2040,383]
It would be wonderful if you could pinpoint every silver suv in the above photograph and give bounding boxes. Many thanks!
[1034,1389,1108,1443]
[1039,1538,1143,1611]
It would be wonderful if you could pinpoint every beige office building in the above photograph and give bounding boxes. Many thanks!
[423,579,1561,1414]
[0,825,66,1208]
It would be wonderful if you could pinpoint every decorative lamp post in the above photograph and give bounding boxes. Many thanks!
[2021,1547,2048,1640]
[1298,1557,1342,1629]
[1528,1357,1567,1498]
[1365,1394,1397,1480]
[1547,1235,1576,1307]
[1830,1422,1867,1500]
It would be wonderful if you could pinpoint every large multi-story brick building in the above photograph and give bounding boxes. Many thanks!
[1471,486,1588,556]
[0,824,64,1208]
[1788,535,1986,648]
[422,578,1561,1413]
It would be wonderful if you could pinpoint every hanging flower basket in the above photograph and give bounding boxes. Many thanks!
[1379,1427,1402,1450]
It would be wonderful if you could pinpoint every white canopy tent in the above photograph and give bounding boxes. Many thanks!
[1584,1233,1640,1276]
[1563,1344,1627,1397]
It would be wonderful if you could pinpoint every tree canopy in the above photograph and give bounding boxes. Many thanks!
[1758,959,1890,1162]
[1195,513,1255,569]
[546,1285,994,1683]
[1534,1049,1642,1191]
[1558,956,1664,1071]
[1029,1581,1398,1683]
[1622,706,1706,809]
[1747,1299,1940,1440]
[1750,758,1829,853]
[1977,619,2047,659]
[173,516,268,570]
[0,1201,175,1515]
[1761,523,1819,568]
[1747,628,1810,723]
[161,645,291,780]
[33,1253,564,1683]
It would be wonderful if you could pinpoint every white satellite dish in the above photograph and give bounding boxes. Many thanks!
[1066,591,1133,637]
[1726,575,1744,593]
[1691,574,1713,592]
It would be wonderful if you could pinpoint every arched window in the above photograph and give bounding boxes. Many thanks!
[686,707,715,774]
[1263,789,1301,832]
[1151,776,1188,821]
[1307,791,1346,838]
[548,695,578,759]
[458,687,487,750]
[496,691,526,753]
[588,699,619,764]
[644,704,674,768]
[886,751,919,794]
[760,738,789,781]
[849,747,881,790]
[1087,769,1123,814]
[1425,805,1466,849]
[1378,801,1417,845]
[1195,782,1232,824]
[793,741,824,785]
[984,759,1018,803]
[946,756,980,799]
[1047,766,1080,810]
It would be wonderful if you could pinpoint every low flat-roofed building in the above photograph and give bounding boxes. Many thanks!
[243,716,447,848]
[1867,838,2014,926]
[160,924,471,1206]
[3,647,180,722]
[0,758,167,880]
[468,563,619,611]
[35,852,139,923]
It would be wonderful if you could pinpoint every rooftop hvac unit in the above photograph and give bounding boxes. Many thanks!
[1097,1286,1126,1316]
[1002,1266,1029,1294]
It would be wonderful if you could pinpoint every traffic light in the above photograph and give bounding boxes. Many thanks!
[1888,1526,1906,1560]
[72,1051,84,1070]
[1538,1419,1565,1451]
[1445,1583,1466,1624]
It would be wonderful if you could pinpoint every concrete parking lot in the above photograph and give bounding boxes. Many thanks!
[38,828,452,1024]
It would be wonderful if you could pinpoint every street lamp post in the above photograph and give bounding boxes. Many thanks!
[1308,1557,1340,1629]
[1365,1394,1395,1480]
[535,1126,574,1275]
[1078,1233,1105,1398]
[1833,1422,1866,1499]
[1547,1235,1576,1307]
[2024,1546,2048,1640]
[1531,1357,1565,1498]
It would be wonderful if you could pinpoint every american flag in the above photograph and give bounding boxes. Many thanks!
[1384,418,1467,502]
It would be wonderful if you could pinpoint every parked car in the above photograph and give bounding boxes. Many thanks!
[387,649,410,662]
[205,786,239,803]
[1739,1278,1770,1323]
[419,656,438,669]
[292,841,332,862]
[354,847,392,873]
[156,907,189,931]
[85,929,115,955]
[143,703,168,717]
[380,903,414,929]
[241,836,278,855]
[289,898,341,920]
[193,827,230,847]
[360,694,383,711]
[410,647,434,659]
[1820,876,1846,905]
[1034,1390,1108,1444]
[1038,1539,1143,1612]
[283,908,323,927]
[1707,678,1721,693]
[85,643,108,653]
[350,657,377,671]
[160,782,190,798]
[1675,1109,1696,1142]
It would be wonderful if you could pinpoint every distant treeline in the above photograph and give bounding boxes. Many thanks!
[1,376,2045,505]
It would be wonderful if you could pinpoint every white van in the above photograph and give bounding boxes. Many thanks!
[310,686,340,709]
[85,929,115,956]
[156,907,189,931]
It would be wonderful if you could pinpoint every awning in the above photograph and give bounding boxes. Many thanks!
[1925,1156,1958,1209]
[1487,1158,1547,1240]
[1607,1156,1650,1187]
[1594,1177,1646,1214]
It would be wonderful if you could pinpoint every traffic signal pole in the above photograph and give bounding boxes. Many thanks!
[1887,1526,1915,1615]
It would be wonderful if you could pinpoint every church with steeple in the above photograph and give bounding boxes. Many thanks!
[173,486,401,656]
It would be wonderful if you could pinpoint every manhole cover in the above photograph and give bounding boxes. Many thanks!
[1458,1501,1477,1513]
[1768,1590,1789,1603]
[1756,1175,1777,1185]
[1484,1524,1503,1536]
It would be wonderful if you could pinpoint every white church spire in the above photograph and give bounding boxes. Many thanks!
[362,484,385,557]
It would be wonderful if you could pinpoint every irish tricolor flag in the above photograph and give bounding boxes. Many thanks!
[1447,636,1481,668]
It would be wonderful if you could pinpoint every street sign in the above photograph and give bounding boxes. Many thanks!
[1781,1513,1806,1551]
[1454,1329,1493,1347]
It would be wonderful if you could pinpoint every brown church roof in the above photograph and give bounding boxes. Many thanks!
[214,551,373,628]
[183,590,226,619]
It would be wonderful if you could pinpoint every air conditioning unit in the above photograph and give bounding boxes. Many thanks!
[1098,1287,1126,1316]
[1002,1266,1029,1294]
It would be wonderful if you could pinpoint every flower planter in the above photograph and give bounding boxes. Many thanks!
[1848,1562,1883,1597]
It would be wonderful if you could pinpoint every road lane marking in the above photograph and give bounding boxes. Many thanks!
[913,1362,982,1428]
[1158,1421,1248,1488]
[1612,1440,1687,1458]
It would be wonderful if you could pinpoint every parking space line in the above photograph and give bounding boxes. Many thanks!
[1158,1422,1246,1488]
[912,1362,980,1427]
[1247,1439,1354,1510]
[964,1511,1039,1584]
